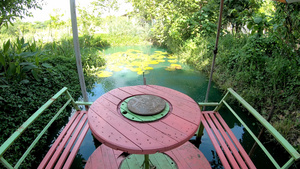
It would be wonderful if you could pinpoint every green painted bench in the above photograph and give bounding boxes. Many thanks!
[0,87,92,169]
[197,88,300,169]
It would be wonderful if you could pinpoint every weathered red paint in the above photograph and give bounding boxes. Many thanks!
[88,85,201,154]
[38,111,88,169]
[85,141,211,169]
[201,111,256,169]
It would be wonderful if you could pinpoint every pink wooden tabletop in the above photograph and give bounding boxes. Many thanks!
[88,85,201,154]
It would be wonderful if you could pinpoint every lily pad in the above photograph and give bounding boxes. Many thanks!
[165,67,176,71]
[144,67,154,70]
[96,71,113,77]
[149,60,160,64]
[168,60,177,63]
[167,56,177,59]
[170,64,182,69]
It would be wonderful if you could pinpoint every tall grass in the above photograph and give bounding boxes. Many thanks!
[176,34,300,150]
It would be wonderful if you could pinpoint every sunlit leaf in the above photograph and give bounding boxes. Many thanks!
[170,64,182,69]
[165,67,176,71]
[168,60,177,63]
[96,71,113,77]
[42,63,53,68]
[149,60,159,64]
[144,67,154,70]
[167,56,177,59]
[156,59,165,63]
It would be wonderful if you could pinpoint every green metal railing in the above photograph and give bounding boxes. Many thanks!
[0,87,92,169]
[198,88,300,169]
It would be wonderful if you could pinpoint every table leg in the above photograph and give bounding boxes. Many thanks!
[144,154,150,169]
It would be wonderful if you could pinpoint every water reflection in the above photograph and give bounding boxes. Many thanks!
[76,46,260,168]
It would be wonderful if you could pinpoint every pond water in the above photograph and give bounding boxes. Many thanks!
[72,46,289,168]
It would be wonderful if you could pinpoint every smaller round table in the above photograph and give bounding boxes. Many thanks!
[88,85,202,168]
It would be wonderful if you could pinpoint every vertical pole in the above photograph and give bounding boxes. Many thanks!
[70,0,89,108]
[204,0,224,109]
[144,154,150,169]
[143,72,146,85]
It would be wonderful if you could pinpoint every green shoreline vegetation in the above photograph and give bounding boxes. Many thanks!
[129,0,299,152]
[0,13,150,168]
[0,0,299,168]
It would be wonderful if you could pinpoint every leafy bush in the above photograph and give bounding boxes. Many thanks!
[78,34,110,48]
[0,37,101,168]
[0,55,82,168]
[0,38,44,84]
[179,33,299,151]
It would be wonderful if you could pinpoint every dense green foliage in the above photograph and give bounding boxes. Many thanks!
[0,56,82,168]
[0,6,151,166]
[130,0,300,151]
[0,0,43,27]
[0,0,299,167]
[0,37,106,168]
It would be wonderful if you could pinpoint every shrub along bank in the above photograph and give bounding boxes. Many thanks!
[0,36,106,168]
[130,0,299,151]
[175,34,299,151]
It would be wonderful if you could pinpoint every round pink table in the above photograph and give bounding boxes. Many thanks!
[88,85,201,155]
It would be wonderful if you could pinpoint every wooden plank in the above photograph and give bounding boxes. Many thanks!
[166,150,185,168]
[38,111,81,169]
[85,146,105,168]
[63,120,89,169]
[204,113,240,169]
[101,143,117,169]
[91,97,120,119]
[46,112,85,169]
[200,113,231,169]
[108,88,133,100]
[165,141,211,169]
[101,92,122,105]
[215,112,256,168]
[209,113,247,169]
[90,106,165,154]
[148,121,188,142]
[88,108,142,153]
[87,142,122,169]
[159,113,198,143]
[119,86,147,96]
[55,115,88,169]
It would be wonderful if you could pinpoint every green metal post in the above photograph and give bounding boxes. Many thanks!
[213,91,230,112]
[196,123,205,139]
[66,90,80,111]
[14,99,72,168]
[0,157,13,169]
[0,87,68,157]
[144,154,150,169]
[223,100,281,168]
[227,88,300,161]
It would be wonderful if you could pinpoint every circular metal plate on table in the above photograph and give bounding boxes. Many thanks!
[119,95,170,122]
[127,95,166,116]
